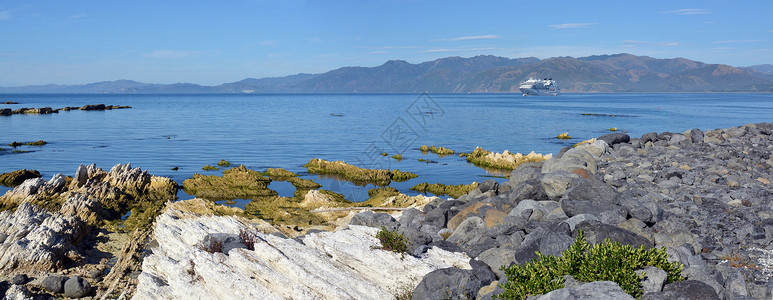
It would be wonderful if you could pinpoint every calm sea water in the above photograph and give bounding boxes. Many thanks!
[2,93,772,202]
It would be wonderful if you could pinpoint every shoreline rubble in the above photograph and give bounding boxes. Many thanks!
[0,122,772,299]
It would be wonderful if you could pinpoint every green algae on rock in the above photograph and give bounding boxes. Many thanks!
[461,147,552,171]
[409,182,479,199]
[202,165,219,171]
[303,158,417,186]
[0,169,41,187]
[182,165,276,201]
[217,159,231,167]
[556,132,572,139]
[420,145,455,156]
[391,154,403,161]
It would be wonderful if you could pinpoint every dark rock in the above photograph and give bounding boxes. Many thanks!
[573,222,653,248]
[535,281,634,300]
[562,178,619,202]
[514,240,541,264]
[398,226,432,253]
[541,171,583,199]
[641,132,658,144]
[561,199,627,224]
[597,133,631,146]
[79,104,106,110]
[636,266,667,294]
[399,208,424,229]
[11,274,27,285]
[507,179,548,203]
[64,276,92,298]
[660,280,720,300]
[538,233,575,256]
[688,129,704,143]
[412,268,481,300]
[470,259,497,288]
[0,108,11,116]
[428,240,463,253]
[42,275,68,293]
[509,162,543,186]
[478,179,499,194]
[350,211,398,231]
[478,248,517,280]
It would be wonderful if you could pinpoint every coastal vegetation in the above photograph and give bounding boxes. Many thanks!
[303,158,417,186]
[375,226,409,257]
[461,147,552,171]
[409,182,478,198]
[497,231,683,299]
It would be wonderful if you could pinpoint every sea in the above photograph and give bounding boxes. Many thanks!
[2,93,772,203]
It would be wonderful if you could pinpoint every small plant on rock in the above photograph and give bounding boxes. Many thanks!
[496,231,683,299]
[239,228,258,251]
[376,226,409,258]
[196,238,223,253]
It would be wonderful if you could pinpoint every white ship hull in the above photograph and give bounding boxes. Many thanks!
[519,78,560,96]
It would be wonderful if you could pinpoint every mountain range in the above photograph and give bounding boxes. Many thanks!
[2,54,772,93]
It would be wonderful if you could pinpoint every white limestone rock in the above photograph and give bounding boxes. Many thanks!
[134,201,471,300]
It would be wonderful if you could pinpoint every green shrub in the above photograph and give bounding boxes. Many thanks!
[496,231,683,299]
[376,226,409,257]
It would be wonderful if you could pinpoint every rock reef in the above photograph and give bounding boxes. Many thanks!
[0,104,131,116]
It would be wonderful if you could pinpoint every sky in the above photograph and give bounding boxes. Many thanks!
[1,0,772,86]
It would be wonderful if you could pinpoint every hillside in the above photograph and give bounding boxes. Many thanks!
[1,54,772,93]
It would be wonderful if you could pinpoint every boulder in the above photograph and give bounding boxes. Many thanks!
[535,281,634,300]
[541,172,582,199]
[42,275,67,293]
[477,248,517,280]
[478,179,499,194]
[561,199,627,225]
[636,266,667,294]
[573,222,653,249]
[64,276,92,298]
[656,280,720,300]
[411,268,481,300]
[542,148,598,175]
[10,274,27,285]
[447,202,490,230]
[350,211,399,231]
[597,133,631,146]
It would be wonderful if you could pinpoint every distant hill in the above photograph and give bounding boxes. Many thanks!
[2,54,772,93]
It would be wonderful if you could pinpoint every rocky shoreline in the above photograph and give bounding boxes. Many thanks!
[1,122,772,299]
[0,104,131,116]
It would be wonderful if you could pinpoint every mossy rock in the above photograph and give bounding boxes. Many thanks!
[202,165,219,171]
[303,158,417,186]
[410,182,478,199]
[182,165,276,200]
[0,169,42,187]
[391,154,403,161]
[263,168,298,179]
[556,132,572,139]
[217,159,231,167]
[461,147,552,171]
[368,186,400,198]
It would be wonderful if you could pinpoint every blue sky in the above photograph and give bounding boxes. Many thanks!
[1,0,772,86]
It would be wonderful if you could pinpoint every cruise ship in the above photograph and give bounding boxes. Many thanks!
[519,77,560,96]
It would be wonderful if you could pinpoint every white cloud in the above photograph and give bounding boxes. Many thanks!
[548,23,596,29]
[713,40,762,44]
[422,47,500,53]
[431,35,502,42]
[662,8,711,15]
[0,11,9,20]
[623,40,681,47]
[145,50,201,59]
